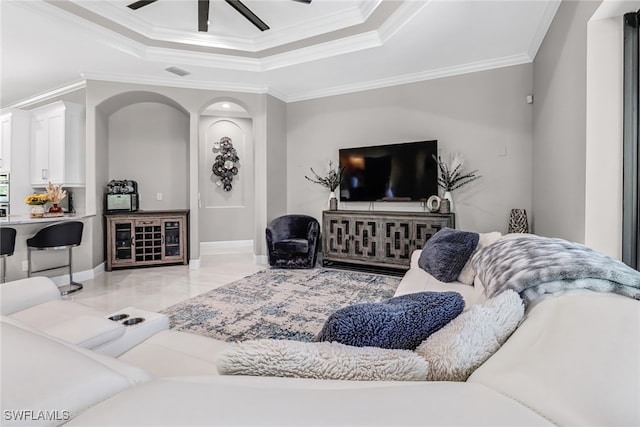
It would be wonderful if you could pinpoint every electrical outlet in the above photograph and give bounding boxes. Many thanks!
[21,260,28,272]
[156,192,163,201]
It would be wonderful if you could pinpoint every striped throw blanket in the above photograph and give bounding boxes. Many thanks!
[471,236,640,307]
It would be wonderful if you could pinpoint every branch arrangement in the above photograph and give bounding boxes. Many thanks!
[305,161,344,192]
[46,182,67,204]
[433,154,480,192]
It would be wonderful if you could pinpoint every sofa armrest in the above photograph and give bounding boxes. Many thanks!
[0,277,61,315]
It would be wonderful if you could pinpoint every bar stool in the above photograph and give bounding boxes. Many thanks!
[27,221,84,295]
[1,227,17,283]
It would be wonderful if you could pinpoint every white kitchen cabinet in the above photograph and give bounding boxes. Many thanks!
[0,108,30,174]
[1,108,31,215]
[30,101,85,187]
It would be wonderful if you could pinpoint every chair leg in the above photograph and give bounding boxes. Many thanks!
[27,248,32,278]
[1,255,6,284]
[60,247,82,296]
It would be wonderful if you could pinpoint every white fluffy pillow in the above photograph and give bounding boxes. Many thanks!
[217,339,429,381]
[457,232,502,285]
[415,290,524,381]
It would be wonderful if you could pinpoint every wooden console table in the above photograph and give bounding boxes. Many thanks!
[322,210,455,271]
[105,210,189,271]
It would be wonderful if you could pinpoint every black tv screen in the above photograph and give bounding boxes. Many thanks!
[339,140,438,202]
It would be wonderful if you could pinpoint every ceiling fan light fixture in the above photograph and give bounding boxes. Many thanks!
[165,66,190,77]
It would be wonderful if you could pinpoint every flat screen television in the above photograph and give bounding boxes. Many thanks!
[339,140,438,202]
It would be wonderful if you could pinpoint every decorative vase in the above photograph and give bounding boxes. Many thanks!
[329,191,338,211]
[48,203,63,214]
[30,204,45,218]
[443,191,454,211]
[508,209,529,233]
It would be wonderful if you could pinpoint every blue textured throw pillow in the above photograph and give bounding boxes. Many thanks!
[316,292,464,350]
[418,227,479,282]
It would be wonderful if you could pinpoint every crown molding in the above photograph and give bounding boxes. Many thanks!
[81,72,275,96]
[6,80,87,109]
[378,0,431,43]
[143,47,262,72]
[261,31,382,71]
[285,53,533,103]
[527,0,562,60]
[7,52,533,109]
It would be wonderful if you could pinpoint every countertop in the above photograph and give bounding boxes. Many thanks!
[0,213,95,226]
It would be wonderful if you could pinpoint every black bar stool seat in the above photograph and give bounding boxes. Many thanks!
[1,227,17,283]
[27,221,84,295]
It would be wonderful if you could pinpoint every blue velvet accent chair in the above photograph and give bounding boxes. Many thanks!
[266,215,320,269]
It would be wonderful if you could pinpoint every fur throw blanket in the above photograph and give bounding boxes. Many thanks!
[472,236,640,307]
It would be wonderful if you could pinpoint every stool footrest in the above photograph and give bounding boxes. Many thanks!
[29,264,72,275]
[59,281,83,296]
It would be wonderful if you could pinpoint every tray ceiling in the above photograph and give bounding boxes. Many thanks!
[0,0,561,107]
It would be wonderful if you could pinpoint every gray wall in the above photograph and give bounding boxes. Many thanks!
[287,64,534,234]
[532,0,602,242]
[266,95,288,224]
[108,102,190,210]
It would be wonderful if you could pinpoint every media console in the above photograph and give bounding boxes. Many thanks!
[322,210,455,271]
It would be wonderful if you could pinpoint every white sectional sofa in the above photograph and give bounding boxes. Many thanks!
[2,244,639,426]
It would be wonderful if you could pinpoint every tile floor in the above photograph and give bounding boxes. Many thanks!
[67,247,266,314]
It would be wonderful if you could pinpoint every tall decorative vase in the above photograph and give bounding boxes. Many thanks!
[329,191,338,211]
[508,209,529,233]
[443,191,454,212]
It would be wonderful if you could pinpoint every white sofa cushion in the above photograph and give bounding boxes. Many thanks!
[217,339,429,381]
[118,330,228,377]
[65,376,553,426]
[43,315,125,349]
[468,291,640,426]
[8,299,126,349]
[0,317,152,427]
[0,277,60,315]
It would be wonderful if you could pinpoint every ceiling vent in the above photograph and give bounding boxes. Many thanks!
[165,66,190,77]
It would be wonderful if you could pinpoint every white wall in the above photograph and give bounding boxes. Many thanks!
[532,0,602,242]
[585,0,640,258]
[287,64,534,234]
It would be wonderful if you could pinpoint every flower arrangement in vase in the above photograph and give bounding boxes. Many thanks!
[305,161,344,210]
[24,193,49,218]
[433,154,480,210]
[45,182,67,215]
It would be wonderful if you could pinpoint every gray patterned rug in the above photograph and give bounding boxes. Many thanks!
[160,268,401,342]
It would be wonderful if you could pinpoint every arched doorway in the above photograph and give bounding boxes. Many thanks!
[198,101,255,250]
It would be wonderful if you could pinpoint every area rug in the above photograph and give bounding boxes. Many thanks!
[160,268,401,342]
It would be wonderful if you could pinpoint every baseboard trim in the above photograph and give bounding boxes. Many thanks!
[189,258,201,270]
[47,262,105,286]
[254,254,268,265]
[200,240,253,252]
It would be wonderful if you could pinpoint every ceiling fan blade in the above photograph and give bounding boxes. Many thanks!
[198,0,210,32]
[291,0,312,3]
[225,0,270,31]
[127,0,158,10]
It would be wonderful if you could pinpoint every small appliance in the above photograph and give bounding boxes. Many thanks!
[0,203,8,220]
[0,173,9,204]
[105,180,139,213]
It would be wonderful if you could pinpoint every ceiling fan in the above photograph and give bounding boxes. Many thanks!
[127,0,312,32]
